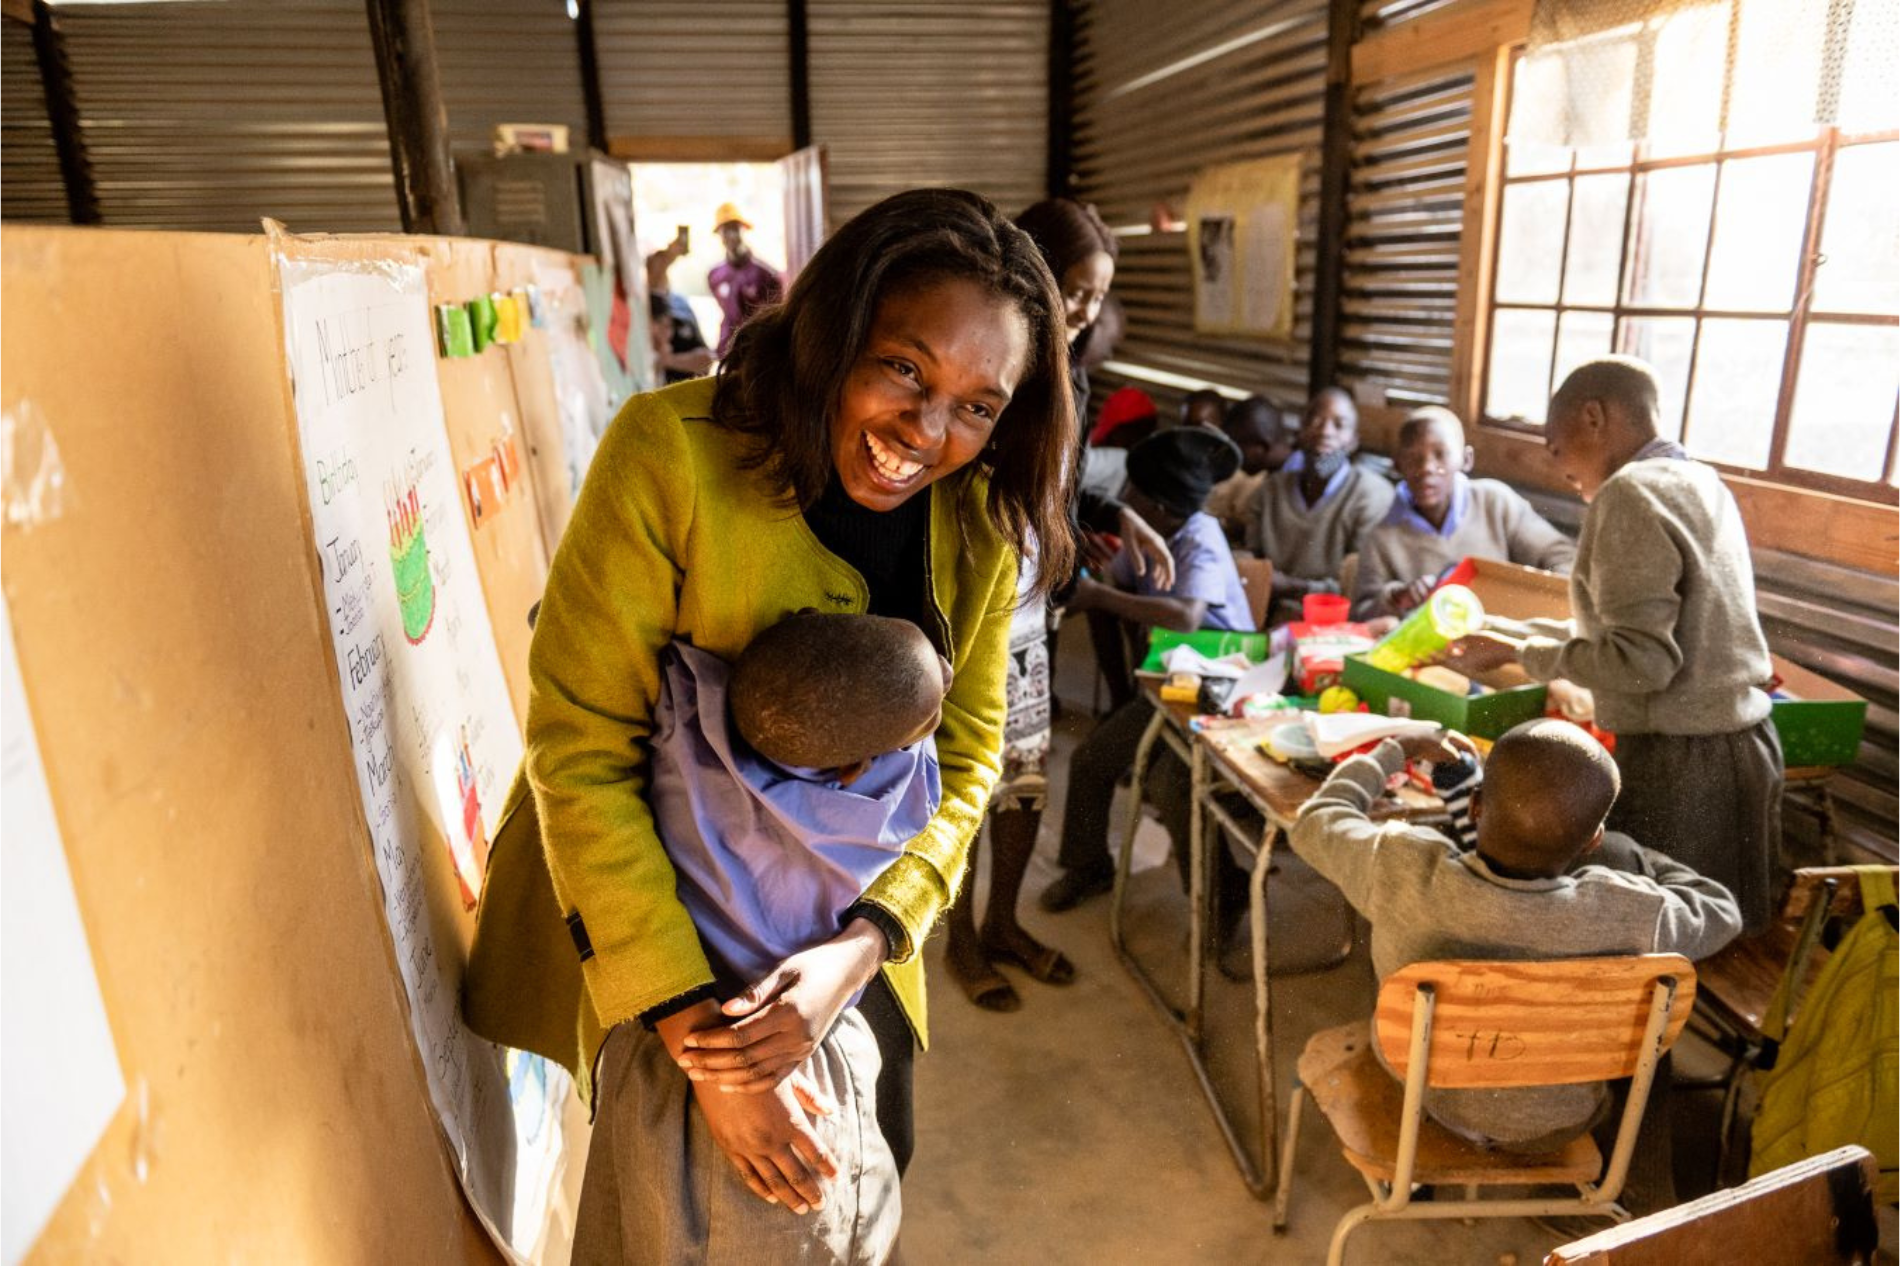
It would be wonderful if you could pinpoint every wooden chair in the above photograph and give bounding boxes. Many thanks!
[1544,1144,1880,1266]
[1271,955,1697,1266]
[1689,865,1897,1178]
[1233,554,1274,633]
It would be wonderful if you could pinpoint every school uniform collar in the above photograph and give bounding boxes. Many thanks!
[1287,453,1354,510]
[1633,438,1689,462]
[1389,473,1471,538]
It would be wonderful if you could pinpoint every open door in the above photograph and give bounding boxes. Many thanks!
[778,145,829,283]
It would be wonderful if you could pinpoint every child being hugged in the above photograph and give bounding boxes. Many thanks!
[1290,719,1742,1153]
[1353,406,1575,620]
[579,612,952,1264]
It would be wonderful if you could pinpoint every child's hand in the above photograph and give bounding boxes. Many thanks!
[693,1073,839,1214]
[1443,631,1521,673]
[1394,726,1477,765]
[678,919,886,1094]
[1118,507,1177,591]
[1395,576,1437,613]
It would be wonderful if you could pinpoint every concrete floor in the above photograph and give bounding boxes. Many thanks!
[900,629,1577,1264]
[542,622,1888,1265]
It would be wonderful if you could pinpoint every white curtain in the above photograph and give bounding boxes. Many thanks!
[1509,0,1899,148]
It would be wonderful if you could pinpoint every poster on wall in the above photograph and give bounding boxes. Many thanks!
[1186,153,1302,340]
[275,252,565,1262]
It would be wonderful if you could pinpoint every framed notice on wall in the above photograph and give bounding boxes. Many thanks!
[1186,153,1302,340]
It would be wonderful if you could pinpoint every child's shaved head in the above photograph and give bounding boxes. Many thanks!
[1475,719,1621,876]
[1398,405,1465,451]
[1551,356,1661,437]
[730,613,951,772]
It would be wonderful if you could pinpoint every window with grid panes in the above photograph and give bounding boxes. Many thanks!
[1480,35,1899,503]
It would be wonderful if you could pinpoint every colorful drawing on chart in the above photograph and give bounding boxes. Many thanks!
[450,723,488,909]
[387,478,435,644]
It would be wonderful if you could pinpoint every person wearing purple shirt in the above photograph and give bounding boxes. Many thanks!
[709,203,785,357]
[1044,427,1257,915]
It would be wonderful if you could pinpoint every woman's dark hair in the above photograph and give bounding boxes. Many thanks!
[1012,198,1118,282]
[712,187,1077,598]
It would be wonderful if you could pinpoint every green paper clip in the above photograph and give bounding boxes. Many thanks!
[467,294,498,352]
[436,304,475,358]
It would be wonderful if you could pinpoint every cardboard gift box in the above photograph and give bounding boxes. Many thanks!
[1340,558,1868,764]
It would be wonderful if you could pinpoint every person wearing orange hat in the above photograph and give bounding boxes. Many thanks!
[709,202,784,358]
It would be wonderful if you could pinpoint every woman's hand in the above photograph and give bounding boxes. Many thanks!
[1117,507,1176,591]
[677,918,888,1094]
[693,1073,840,1214]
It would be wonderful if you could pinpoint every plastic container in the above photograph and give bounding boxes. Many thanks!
[1364,584,1486,673]
[1302,593,1352,625]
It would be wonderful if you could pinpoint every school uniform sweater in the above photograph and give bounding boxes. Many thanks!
[1352,476,1576,619]
[1244,462,1394,620]
[1518,452,1772,736]
[463,377,1015,1098]
[1291,739,1743,1147]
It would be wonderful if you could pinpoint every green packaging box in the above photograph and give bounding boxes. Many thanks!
[1141,627,1271,673]
[1341,557,1868,764]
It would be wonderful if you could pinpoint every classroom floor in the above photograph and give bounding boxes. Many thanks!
[901,623,1571,1264]
[542,620,1885,1265]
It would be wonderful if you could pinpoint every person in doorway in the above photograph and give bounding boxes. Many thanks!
[709,202,785,358]
[648,293,715,385]
[462,189,1079,1258]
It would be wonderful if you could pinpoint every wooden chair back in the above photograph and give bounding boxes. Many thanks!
[1545,1145,1880,1266]
[1374,955,1696,1090]
[1781,865,1889,925]
[1233,555,1274,632]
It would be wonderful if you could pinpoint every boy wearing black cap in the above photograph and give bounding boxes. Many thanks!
[1066,426,1256,634]
[1043,427,1254,912]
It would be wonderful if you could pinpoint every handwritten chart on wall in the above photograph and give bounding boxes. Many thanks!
[276,255,564,1261]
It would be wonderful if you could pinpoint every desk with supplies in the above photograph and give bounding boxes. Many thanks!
[1109,678,1444,1198]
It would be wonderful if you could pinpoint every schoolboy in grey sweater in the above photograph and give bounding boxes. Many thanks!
[1245,387,1394,624]
[1290,720,1741,1150]
[1451,357,1783,932]
[1353,407,1575,620]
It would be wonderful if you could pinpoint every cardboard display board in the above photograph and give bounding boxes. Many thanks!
[494,244,613,561]
[0,225,595,1262]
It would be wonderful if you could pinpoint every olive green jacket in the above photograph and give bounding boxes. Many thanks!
[463,377,1016,1099]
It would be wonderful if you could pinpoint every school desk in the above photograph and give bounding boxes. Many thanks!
[1109,678,1443,1199]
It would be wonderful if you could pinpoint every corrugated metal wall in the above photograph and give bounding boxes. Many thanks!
[434,0,590,160]
[1344,0,1897,860]
[1336,65,1473,408]
[57,0,398,233]
[808,0,1048,229]
[593,0,790,145]
[1,16,68,223]
[1070,0,1327,418]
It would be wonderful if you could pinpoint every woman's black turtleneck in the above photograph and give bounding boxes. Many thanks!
[801,477,930,633]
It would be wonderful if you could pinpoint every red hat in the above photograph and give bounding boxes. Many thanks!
[1090,386,1158,445]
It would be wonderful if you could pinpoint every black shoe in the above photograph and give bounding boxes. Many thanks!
[1039,868,1115,913]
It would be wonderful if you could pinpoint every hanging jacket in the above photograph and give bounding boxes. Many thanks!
[1750,866,1898,1200]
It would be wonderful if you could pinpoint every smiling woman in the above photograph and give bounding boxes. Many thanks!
[464,187,1079,1262]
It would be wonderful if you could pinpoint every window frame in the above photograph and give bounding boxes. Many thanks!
[1474,51,1899,507]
